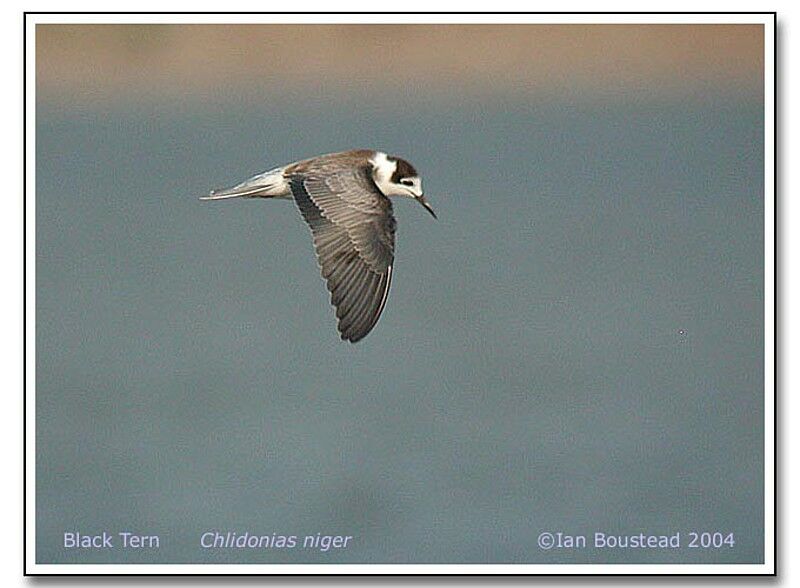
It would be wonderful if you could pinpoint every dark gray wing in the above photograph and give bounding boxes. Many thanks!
[288,168,396,343]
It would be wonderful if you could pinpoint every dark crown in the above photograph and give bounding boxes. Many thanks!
[387,156,417,183]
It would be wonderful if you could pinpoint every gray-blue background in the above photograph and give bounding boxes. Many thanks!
[36,94,764,564]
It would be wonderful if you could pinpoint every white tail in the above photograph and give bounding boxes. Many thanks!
[199,166,290,201]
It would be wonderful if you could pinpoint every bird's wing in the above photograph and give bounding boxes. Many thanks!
[288,167,396,343]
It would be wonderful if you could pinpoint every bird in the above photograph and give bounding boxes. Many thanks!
[200,149,437,343]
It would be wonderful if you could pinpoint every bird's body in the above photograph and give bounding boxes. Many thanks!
[201,149,436,343]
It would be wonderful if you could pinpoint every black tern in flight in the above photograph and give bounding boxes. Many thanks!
[201,149,437,343]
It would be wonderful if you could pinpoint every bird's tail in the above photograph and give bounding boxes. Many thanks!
[199,166,290,200]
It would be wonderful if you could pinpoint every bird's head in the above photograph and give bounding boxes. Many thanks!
[371,152,437,219]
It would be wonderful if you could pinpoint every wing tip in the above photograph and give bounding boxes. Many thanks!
[338,318,371,343]
[333,269,392,344]
[341,332,365,344]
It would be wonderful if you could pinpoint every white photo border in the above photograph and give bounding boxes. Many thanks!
[23,11,776,576]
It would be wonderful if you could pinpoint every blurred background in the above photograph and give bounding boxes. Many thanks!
[35,23,765,564]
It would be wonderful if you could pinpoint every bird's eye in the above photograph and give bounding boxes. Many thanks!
[400,179,414,186]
